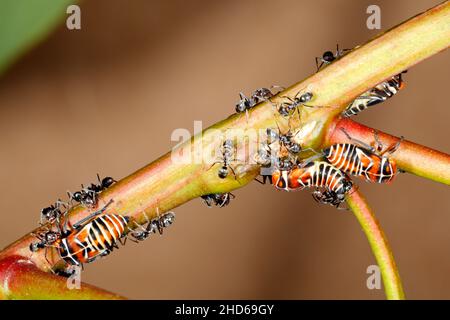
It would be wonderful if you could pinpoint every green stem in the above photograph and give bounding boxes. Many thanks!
[346,190,405,300]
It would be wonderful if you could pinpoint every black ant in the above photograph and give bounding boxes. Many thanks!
[266,127,301,155]
[315,44,351,71]
[68,174,116,207]
[312,189,346,208]
[210,139,237,179]
[40,200,68,225]
[235,87,283,113]
[254,121,301,185]
[86,175,116,193]
[29,230,60,253]
[129,209,175,242]
[67,189,96,207]
[201,193,235,208]
[278,90,314,117]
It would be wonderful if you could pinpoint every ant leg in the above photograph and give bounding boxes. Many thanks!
[56,198,68,209]
[128,235,139,243]
[142,211,151,225]
[302,103,331,109]
[311,190,321,204]
[55,215,65,235]
[373,130,384,153]
[280,94,295,103]
[132,220,145,232]
[393,167,405,178]
[63,210,71,234]
[381,136,404,156]
[299,154,323,167]
[301,147,321,155]
[207,161,222,172]
[315,57,322,72]
[44,248,56,274]
[295,105,302,122]
[337,43,351,56]
[339,128,375,152]
[67,191,74,205]
[228,165,238,180]
[254,176,269,184]
[118,237,127,246]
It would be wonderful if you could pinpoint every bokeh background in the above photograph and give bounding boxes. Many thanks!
[0,0,448,299]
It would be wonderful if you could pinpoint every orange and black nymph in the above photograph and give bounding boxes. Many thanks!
[323,143,397,184]
[30,200,130,268]
[272,161,353,194]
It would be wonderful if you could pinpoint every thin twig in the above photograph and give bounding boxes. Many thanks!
[346,190,405,300]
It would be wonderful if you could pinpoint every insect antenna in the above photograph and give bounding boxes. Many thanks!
[72,199,114,229]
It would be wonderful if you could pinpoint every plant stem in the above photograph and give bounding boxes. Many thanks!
[346,190,405,300]
[0,1,448,299]
[0,256,125,300]
[326,118,450,185]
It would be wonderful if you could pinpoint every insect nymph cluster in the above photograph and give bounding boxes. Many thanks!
[202,44,406,210]
[30,44,407,275]
[30,174,175,274]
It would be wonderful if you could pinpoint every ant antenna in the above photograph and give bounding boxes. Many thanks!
[72,199,114,229]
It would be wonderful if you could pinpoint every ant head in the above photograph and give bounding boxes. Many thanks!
[201,195,214,207]
[266,128,279,142]
[343,180,353,193]
[279,135,290,145]
[41,206,53,216]
[218,167,228,179]
[278,106,290,117]
[161,212,175,227]
[235,102,247,113]
[29,242,41,252]
[322,51,335,62]
[288,143,301,154]
[73,191,83,202]
[236,93,252,112]
[45,231,60,244]
[299,92,313,103]
[101,177,116,188]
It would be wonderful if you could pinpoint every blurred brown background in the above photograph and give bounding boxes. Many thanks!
[0,0,448,299]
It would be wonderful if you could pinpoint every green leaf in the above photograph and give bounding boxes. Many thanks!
[0,0,74,75]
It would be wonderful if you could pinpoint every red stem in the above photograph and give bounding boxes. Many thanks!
[0,256,125,300]
[327,118,450,185]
